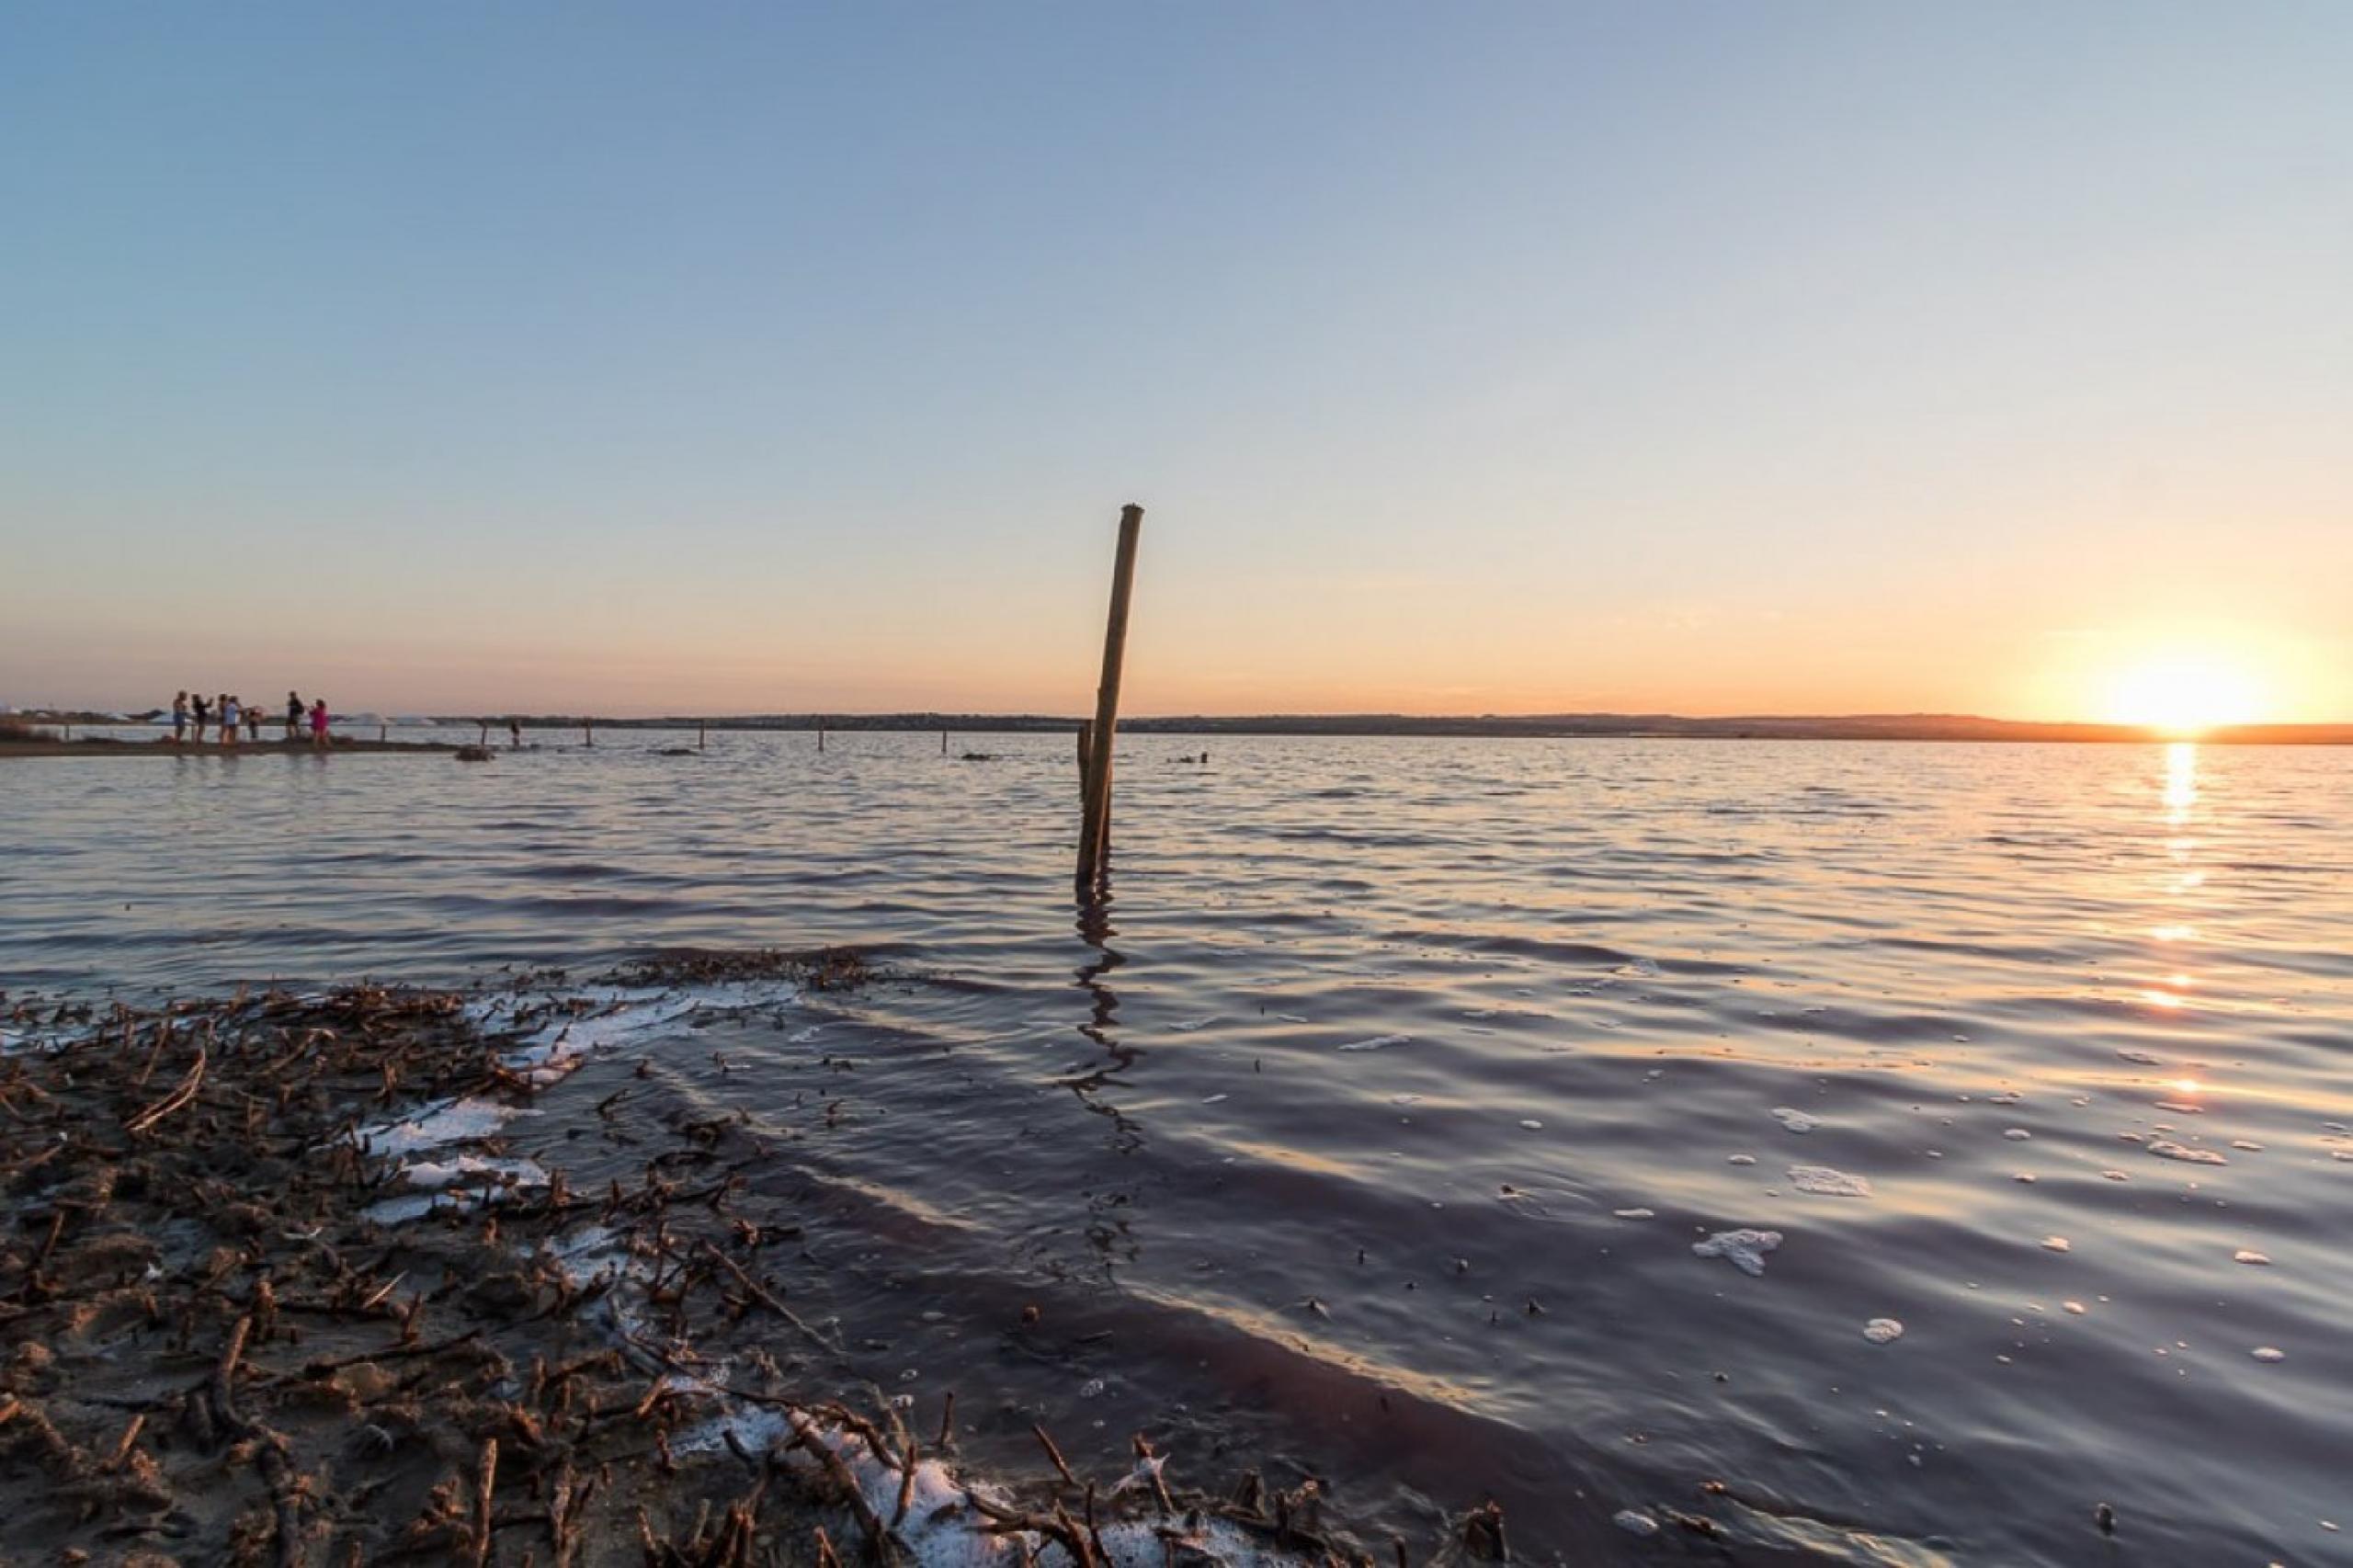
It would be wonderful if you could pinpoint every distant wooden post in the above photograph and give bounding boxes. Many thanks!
[699,721,707,752]
[378,722,387,743]
[478,722,489,745]
[818,723,826,754]
[941,729,949,756]
[585,721,594,747]
[1076,504,1144,886]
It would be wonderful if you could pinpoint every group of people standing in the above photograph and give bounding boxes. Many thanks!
[172,690,332,748]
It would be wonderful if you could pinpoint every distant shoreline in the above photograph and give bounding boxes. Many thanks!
[459,710,2353,744]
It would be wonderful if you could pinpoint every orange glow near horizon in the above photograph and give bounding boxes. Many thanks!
[2100,652,2268,734]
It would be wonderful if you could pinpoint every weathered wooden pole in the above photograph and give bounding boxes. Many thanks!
[584,720,594,747]
[699,721,708,752]
[818,722,826,754]
[1076,504,1144,886]
[941,729,949,756]
[478,722,489,746]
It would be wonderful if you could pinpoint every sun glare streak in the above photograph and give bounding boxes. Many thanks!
[2163,741,2197,825]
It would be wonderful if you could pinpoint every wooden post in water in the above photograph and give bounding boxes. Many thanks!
[941,729,949,756]
[1075,504,1144,886]
[584,720,594,748]
[818,722,825,754]
[699,721,707,752]
[478,722,489,746]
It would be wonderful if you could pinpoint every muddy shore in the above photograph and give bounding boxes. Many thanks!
[0,960,1494,1568]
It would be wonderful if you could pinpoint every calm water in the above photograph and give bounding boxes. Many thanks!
[5,734,2348,1563]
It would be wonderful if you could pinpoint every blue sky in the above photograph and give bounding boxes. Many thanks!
[5,3,2348,718]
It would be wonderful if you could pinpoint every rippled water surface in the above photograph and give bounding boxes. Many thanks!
[5,734,2348,1563]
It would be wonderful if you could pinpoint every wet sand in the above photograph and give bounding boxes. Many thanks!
[0,962,1425,1567]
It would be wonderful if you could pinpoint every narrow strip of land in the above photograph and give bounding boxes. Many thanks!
[0,739,461,759]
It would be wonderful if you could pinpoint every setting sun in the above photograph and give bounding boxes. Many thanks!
[2102,653,2268,734]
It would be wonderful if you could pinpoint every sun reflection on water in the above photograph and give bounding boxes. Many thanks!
[2162,740,2198,824]
[2148,743,2206,1010]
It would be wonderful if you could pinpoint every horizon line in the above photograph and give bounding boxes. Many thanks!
[15,704,2349,740]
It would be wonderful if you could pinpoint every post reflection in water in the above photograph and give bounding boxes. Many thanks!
[1066,881,1143,1266]
[1072,881,1128,1057]
[1065,879,1142,1138]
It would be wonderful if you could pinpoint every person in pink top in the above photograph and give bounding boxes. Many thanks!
[309,699,331,748]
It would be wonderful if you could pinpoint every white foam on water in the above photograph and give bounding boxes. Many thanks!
[1693,1229,1782,1276]
[1338,1034,1409,1052]
[2148,1140,2228,1166]
[2041,1236,2071,1253]
[1788,1165,1872,1198]
[2234,1250,2272,1266]
[1613,1208,1655,1220]
[362,1193,460,1225]
[2003,1128,2032,1141]
[540,1225,630,1289]
[1727,1153,1757,1166]
[2252,1347,2287,1363]
[362,1153,551,1225]
[501,992,712,1086]
[1771,1108,1817,1133]
[354,1096,528,1157]
[1613,1509,1660,1537]
[403,1153,549,1191]
[1518,1119,1544,1131]
[745,1408,1300,1568]
[1863,1318,1904,1344]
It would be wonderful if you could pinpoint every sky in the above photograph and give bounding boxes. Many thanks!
[4,3,2348,722]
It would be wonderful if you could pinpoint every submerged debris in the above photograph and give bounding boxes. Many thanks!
[608,945,888,993]
[0,976,1438,1565]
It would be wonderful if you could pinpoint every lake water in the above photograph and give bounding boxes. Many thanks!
[4,734,2347,1564]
